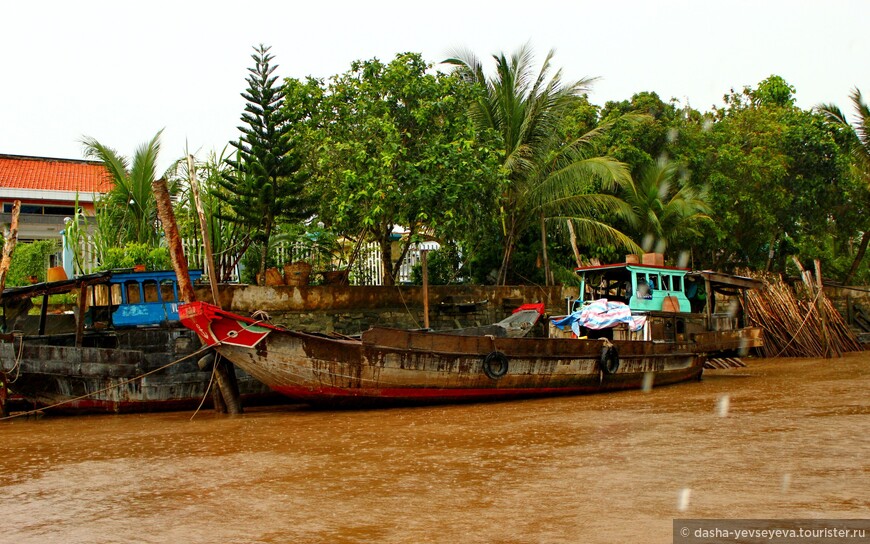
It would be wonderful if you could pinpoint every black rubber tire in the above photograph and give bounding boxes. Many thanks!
[482,351,509,380]
[600,346,620,374]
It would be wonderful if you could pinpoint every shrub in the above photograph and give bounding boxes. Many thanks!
[6,240,60,286]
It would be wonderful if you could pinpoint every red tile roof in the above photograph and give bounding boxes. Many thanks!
[0,154,113,193]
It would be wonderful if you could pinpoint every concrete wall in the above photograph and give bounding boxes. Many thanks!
[195,284,579,335]
[824,285,870,328]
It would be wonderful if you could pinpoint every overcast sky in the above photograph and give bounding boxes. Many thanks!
[2,0,867,173]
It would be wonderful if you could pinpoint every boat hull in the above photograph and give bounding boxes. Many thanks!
[1,327,276,414]
[181,302,706,407]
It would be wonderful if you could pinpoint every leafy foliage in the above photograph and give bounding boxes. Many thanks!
[6,240,59,286]
[82,130,167,248]
[446,45,636,284]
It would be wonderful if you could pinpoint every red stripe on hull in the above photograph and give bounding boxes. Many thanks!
[272,367,702,406]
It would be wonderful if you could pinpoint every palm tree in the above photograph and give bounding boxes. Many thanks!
[446,44,638,284]
[82,130,165,248]
[621,158,711,254]
[818,88,870,284]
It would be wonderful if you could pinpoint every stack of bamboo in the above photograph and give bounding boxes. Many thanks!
[742,260,863,358]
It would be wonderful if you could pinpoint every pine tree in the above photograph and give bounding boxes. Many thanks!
[218,44,312,283]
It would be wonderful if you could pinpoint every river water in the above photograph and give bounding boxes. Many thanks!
[1,353,868,543]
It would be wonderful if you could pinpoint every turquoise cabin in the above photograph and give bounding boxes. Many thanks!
[572,263,692,314]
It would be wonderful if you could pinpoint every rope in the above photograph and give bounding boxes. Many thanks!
[395,286,422,329]
[0,332,26,385]
[0,344,215,421]
[189,352,218,421]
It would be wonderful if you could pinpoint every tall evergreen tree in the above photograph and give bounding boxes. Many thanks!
[219,44,312,283]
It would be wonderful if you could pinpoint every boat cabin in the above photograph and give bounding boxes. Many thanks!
[572,262,692,314]
[0,270,203,342]
[105,270,203,326]
[559,258,763,346]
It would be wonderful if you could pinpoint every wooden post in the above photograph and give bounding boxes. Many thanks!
[152,178,242,414]
[152,178,195,304]
[38,294,49,336]
[704,277,713,330]
[422,249,430,330]
[75,284,88,348]
[187,155,221,308]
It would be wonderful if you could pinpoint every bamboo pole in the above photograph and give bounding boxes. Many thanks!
[0,200,20,417]
[152,179,195,303]
[187,155,221,308]
[0,201,21,295]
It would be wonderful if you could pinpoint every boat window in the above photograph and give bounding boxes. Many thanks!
[125,281,142,304]
[648,273,659,291]
[111,284,123,305]
[160,280,177,303]
[660,275,672,291]
[673,275,683,293]
[90,284,110,307]
[143,280,160,303]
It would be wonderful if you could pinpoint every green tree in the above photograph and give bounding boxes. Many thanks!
[82,130,165,248]
[218,44,313,284]
[304,53,500,285]
[446,45,636,284]
[691,76,846,273]
[817,88,870,283]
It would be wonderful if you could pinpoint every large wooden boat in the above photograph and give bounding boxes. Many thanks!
[178,258,763,407]
[0,270,273,414]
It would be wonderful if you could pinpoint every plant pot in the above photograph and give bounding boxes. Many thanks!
[264,267,284,286]
[321,270,350,286]
[284,261,312,287]
[47,266,68,282]
[133,264,146,273]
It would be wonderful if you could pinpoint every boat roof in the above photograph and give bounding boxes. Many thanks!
[0,269,204,304]
[0,271,112,303]
[574,263,691,273]
[686,270,763,291]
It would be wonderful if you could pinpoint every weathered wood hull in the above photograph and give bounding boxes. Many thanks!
[0,327,275,414]
[180,302,708,407]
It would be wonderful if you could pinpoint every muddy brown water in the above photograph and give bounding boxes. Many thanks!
[1,353,868,543]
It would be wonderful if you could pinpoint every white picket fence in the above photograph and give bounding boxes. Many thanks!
[68,236,421,286]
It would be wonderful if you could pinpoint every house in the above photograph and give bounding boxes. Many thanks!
[0,153,112,272]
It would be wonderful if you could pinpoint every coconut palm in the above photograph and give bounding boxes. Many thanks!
[446,44,638,284]
[621,158,711,253]
[82,130,166,248]
[818,88,870,283]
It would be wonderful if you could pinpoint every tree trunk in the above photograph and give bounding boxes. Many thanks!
[380,229,394,286]
[566,219,583,269]
[843,230,870,285]
[540,213,551,286]
[258,218,273,286]
[497,219,517,286]
[764,233,779,272]
[390,226,416,282]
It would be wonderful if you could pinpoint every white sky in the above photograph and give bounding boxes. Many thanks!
[1,0,867,173]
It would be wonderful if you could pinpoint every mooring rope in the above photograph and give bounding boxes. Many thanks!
[189,352,219,421]
[0,344,215,421]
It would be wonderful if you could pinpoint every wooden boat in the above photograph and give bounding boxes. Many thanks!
[178,258,763,406]
[0,270,274,414]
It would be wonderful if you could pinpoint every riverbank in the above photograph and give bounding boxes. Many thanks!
[1,352,867,543]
